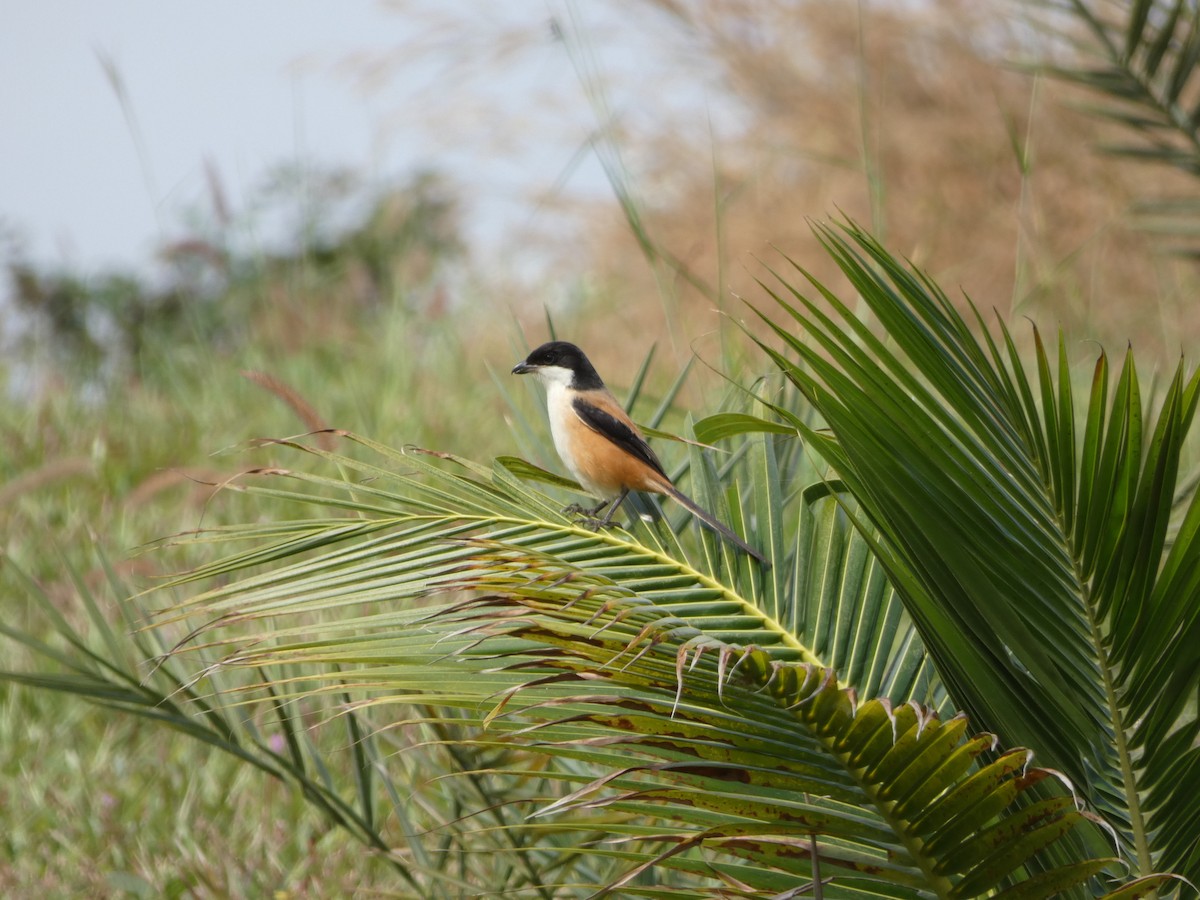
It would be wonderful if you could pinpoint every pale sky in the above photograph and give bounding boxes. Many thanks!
[1,3,400,270]
[1,0,738,300]
[1,2,655,278]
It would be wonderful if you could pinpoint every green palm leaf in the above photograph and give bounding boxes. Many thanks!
[109,412,1139,896]
[746,219,1200,887]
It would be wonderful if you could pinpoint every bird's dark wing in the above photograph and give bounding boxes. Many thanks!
[572,397,669,481]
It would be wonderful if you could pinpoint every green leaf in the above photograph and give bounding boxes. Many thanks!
[693,412,798,443]
[749,217,1197,888]
[495,455,583,492]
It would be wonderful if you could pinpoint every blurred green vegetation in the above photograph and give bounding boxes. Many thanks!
[0,167,502,895]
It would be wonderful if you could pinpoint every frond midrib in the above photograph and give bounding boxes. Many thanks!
[406,510,826,667]
[1072,546,1151,877]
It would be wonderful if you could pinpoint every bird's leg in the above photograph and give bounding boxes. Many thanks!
[567,491,628,531]
[594,490,629,528]
[562,498,612,518]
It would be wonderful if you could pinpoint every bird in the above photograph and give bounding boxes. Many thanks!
[512,340,768,565]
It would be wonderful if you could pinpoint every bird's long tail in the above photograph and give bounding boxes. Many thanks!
[661,484,769,566]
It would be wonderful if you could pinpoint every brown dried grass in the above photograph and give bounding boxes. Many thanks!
[564,0,1200,364]
[365,0,1198,374]
[241,368,333,447]
[0,457,95,507]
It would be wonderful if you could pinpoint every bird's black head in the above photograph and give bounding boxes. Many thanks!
[512,341,605,390]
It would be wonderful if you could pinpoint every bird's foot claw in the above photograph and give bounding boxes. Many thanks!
[563,502,618,531]
[576,515,621,532]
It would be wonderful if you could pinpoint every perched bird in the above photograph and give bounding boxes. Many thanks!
[512,340,768,565]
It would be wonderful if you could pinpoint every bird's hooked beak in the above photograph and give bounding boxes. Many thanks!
[511,360,536,375]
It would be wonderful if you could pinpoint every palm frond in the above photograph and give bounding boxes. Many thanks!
[1034,0,1200,242]
[101,403,1146,895]
[745,218,1200,887]
[151,485,1109,896]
